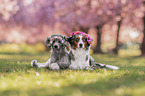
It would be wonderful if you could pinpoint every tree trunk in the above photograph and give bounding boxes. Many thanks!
[113,19,122,54]
[93,26,103,54]
[141,15,145,56]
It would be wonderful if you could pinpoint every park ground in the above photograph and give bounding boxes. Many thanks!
[0,51,145,96]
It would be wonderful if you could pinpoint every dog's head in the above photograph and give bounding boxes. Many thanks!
[68,31,93,50]
[45,34,68,50]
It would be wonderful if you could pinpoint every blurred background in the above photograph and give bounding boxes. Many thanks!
[0,0,144,56]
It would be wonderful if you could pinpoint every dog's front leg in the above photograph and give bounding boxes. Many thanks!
[31,59,50,68]
[69,65,78,70]
[37,59,50,68]
[49,63,60,70]
[69,62,79,70]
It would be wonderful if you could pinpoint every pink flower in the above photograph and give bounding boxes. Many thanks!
[72,31,85,36]
[83,33,88,37]
[87,36,93,44]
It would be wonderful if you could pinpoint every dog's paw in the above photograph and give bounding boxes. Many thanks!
[50,63,60,70]
[69,65,78,70]
[84,66,92,70]
[31,60,37,67]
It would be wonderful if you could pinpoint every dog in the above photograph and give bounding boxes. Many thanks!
[68,31,119,70]
[31,34,71,70]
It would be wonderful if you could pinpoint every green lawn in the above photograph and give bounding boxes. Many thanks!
[0,52,145,96]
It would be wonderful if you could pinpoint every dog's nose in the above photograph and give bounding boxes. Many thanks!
[79,43,83,48]
[54,45,58,49]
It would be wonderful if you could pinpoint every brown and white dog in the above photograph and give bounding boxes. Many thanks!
[68,31,119,70]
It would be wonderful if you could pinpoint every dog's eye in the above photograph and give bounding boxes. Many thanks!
[75,38,79,42]
[83,38,86,42]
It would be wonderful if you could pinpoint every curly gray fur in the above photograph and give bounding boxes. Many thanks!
[31,34,70,70]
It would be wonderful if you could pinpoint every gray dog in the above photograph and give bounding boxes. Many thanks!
[31,34,71,70]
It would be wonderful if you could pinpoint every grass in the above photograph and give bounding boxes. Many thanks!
[0,52,145,96]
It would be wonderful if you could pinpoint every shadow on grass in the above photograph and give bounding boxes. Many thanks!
[0,63,32,73]
[0,61,53,73]
[0,52,51,73]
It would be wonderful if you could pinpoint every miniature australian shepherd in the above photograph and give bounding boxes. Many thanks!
[68,31,119,70]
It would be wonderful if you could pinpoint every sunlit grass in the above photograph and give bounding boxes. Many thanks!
[0,43,46,53]
[0,52,145,96]
[118,49,141,57]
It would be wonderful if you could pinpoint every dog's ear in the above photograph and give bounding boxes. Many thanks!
[68,36,76,45]
[67,37,72,43]
[62,36,69,47]
[67,37,76,49]
[44,37,51,47]
[86,37,93,50]
[63,36,69,41]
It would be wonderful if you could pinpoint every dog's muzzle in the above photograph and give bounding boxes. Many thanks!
[54,45,59,49]
[54,45,58,48]
[53,43,60,49]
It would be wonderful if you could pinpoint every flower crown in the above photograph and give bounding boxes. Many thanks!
[72,31,93,44]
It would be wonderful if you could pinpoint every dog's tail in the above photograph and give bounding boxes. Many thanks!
[94,63,119,70]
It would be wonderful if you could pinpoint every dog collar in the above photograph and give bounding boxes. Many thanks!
[72,31,93,44]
